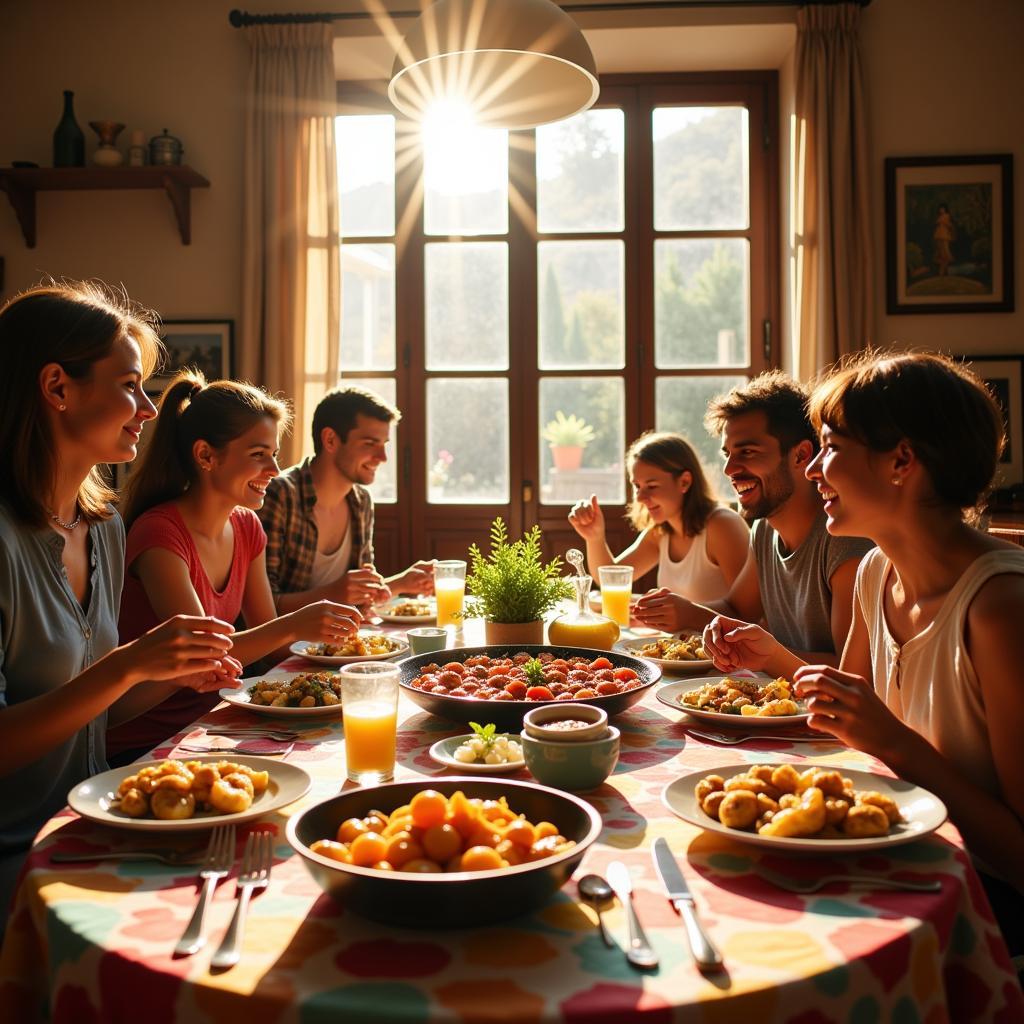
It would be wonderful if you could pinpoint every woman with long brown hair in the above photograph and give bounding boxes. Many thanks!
[0,282,239,919]
[106,370,361,764]
[567,431,748,608]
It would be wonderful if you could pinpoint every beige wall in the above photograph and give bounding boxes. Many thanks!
[1,0,1020,369]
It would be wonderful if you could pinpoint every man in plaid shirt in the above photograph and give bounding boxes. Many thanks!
[258,387,434,614]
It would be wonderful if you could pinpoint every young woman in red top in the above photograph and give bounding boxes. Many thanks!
[107,370,361,763]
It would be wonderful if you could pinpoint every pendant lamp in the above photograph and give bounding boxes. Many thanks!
[388,0,599,130]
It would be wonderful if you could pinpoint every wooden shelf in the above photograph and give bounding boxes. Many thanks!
[0,165,210,247]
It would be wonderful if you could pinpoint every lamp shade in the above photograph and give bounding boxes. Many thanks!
[388,0,599,130]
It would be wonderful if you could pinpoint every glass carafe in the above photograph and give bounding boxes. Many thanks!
[547,574,621,651]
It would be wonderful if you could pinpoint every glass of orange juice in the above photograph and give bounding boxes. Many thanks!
[434,559,467,628]
[341,663,399,785]
[598,565,633,627]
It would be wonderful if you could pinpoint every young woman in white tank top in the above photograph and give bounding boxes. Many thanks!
[567,431,749,608]
[702,352,1024,955]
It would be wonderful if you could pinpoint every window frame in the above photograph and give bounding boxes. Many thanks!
[333,71,779,574]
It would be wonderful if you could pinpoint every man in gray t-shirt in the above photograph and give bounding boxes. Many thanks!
[634,371,872,662]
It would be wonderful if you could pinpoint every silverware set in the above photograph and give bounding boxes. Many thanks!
[168,825,274,968]
[581,843,941,972]
[687,728,836,745]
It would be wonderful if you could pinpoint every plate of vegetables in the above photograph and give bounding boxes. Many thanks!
[429,722,526,773]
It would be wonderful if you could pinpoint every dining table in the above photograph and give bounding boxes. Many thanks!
[1,618,1021,1024]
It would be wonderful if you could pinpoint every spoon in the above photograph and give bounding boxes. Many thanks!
[565,548,586,577]
[578,874,615,947]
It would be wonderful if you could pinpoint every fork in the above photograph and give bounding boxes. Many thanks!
[204,728,301,741]
[210,830,274,969]
[174,824,236,956]
[51,848,205,867]
[175,744,291,756]
[687,728,834,745]
[755,867,941,894]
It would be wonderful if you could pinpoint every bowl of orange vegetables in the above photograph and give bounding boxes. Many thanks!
[286,777,602,926]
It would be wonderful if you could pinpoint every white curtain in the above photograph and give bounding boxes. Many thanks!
[794,3,873,380]
[239,23,340,465]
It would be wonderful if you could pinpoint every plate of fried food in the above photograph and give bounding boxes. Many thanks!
[657,675,811,727]
[374,597,437,624]
[662,762,947,852]
[290,631,409,665]
[68,755,311,832]
[614,633,713,673]
[220,671,346,717]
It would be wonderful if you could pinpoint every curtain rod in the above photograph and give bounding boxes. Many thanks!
[229,1,869,27]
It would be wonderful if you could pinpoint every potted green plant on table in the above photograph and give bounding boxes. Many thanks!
[542,411,595,472]
[465,518,574,645]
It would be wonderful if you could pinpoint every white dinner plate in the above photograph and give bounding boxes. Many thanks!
[68,755,312,832]
[374,597,437,624]
[289,634,409,665]
[428,734,526,774]
[220,671,346,717]
[614,636,714,674]
[657,675,811,727]
[662,763,948,853]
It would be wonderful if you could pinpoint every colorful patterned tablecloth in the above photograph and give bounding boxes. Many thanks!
[1,643,1021,1023]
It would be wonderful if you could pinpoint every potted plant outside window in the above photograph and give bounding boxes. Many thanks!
[542,411,595,472]
[464,518,574,645]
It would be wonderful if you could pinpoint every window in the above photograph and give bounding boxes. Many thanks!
[332,74,778,570]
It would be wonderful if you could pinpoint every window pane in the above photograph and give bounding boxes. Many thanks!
[340,244,395,371]
[423,114,508,236]
[536,108,624,233]
[425,243,508,370]
[427,379,509,503]
[336,115,395,236]
[654,239,749,368]
[539,377,625,506]
[655,374,746,501]
[653,106,748,231]
[353,376,398,504]
[538,241,624,370]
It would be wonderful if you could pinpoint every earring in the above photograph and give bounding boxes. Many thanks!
[891,476,902,486]
[58,404,66,411]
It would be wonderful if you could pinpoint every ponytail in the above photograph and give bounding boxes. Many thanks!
[122,369,291,528]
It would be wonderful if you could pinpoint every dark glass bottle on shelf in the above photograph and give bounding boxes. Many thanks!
[53,90,85,167]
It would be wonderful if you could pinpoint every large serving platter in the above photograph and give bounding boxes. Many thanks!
[663,763,947,853]
[68,755,311,832]
[398,644,661,730]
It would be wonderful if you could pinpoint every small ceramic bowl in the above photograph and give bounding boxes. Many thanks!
[520,726,620,792]
[522,703,609,743]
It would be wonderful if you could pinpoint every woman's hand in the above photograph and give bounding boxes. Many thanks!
[793,664,912,753]
[174,654,244,693]
[633,588,689,632]
[567,494,606,541]
[118,615,236,684]
[285,600,362,643]
[332,565,391,608]
[702,616,781,673]
[394,560,436,596]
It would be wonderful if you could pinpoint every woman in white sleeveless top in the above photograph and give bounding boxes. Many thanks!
[703,352,1024,952]
[567,431,748,605]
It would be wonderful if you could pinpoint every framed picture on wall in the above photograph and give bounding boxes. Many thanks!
[157,319,233,381]
[885,155,1014,314]
[969,355,1023,488]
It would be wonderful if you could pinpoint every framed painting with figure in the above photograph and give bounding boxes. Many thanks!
[969,356,1023,488]
[885,155,1014,314]
[157,319,233,380]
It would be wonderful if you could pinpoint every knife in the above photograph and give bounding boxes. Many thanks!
[652,838,723,971]
[605,861,659,968]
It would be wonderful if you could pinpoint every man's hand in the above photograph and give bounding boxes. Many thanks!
[332,565,391,608]
[392,560,436,596]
